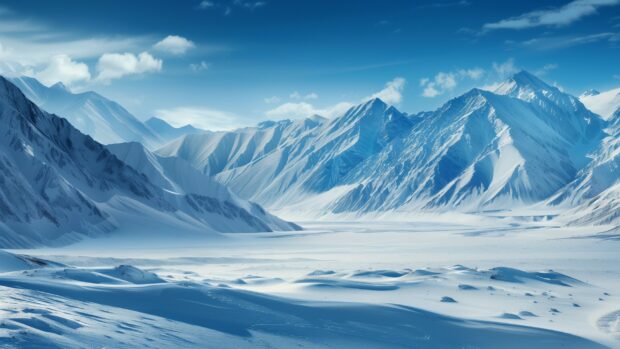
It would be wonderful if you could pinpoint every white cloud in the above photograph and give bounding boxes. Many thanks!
[289,91,319,100]
[190,61,210,72]
[96,52,162,83]
[155,106,243,131]
[266,102,353,120]
[198,1,216,9]
[458,68,485,80]
[264,96,281,104]
[34,54,90,86]
[266,77,406,120]
[198,0,266,15]
[484,0,620,30]
[154,35,195,55]
[367,77,406,104]
[422,85,441,98]
[478,59,520,91]
[304,92,319,100]
[534,63,559,76]
[420,68,485,98]
[492,58,518,78]
[518,32,620,50]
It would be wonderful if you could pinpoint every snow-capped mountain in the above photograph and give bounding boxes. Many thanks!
[159,71,607,217]
[579,86,620,120]
[551,106,620,225]
[157,99,417,211]
[0,76,298,248]
[334,72,605,213]
[9,77,199,148]
[107,141,298,233]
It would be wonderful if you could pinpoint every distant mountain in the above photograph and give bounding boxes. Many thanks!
[157,99,417,211]
[108,141,298,233]
[9,77,200,148]
[579,86,620,120]
[145,117,204,143]
[159,71,607,217]
[0,76,298,248]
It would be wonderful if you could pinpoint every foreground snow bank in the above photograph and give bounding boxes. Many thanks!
[0,251,605,349]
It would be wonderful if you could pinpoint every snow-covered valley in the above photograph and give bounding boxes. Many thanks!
[1,219,619,348]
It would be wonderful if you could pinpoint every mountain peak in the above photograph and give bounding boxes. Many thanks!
[51,81,68,91]
[363,97,388,109]
[493,70,555,97]
[510,70,551,89]
[0,76,31,106]
[580,89,600,98]
[308,114,327,123]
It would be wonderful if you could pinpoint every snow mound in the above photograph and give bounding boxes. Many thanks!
[99,265,165,284]
[0,267,604,349]
[0,250,60,272]
[489,267,583,286]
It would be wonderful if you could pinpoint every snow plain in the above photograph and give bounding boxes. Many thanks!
[1,216,619,348]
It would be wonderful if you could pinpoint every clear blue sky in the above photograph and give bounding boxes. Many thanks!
[0,0,619,129]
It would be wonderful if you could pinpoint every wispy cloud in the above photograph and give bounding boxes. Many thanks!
[368,77,406,104]
[534,63,559,76]
[516,32,620,50]
[418,0,470,9]
[290,91,319,100]
[419,68,484,98]
[479,58,520,91]
[190,61,210,72]
[155,106,245,130]
[264,96,281,104]
[483,0,620,30]
[266,102,352,120]
[153,35,195,55]
[197,0,266,15]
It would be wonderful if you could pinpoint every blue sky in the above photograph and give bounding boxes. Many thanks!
[0,0,619,130]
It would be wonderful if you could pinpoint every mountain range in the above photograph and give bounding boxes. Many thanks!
[0,76,298,248]
[2,70,620,247]
[159,71,618,223]
[9,76,202,149]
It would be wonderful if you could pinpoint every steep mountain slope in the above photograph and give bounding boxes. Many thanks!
[0,76,297,248]
[579,86,620,120]
[10,76,162,147]
[158,115,327,176]
[553,107,620,225]
[108,142,299,233]
[158,99,417,209]
[335,72,604,213]
[160,72,606,216]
